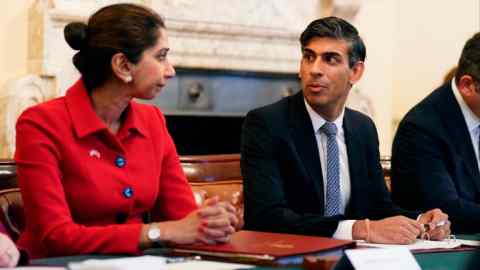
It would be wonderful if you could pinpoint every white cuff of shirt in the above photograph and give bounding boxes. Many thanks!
[332,220,356,240]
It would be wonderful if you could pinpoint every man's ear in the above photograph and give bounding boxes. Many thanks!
[457,75,477,97]
[349,61,365,85]
[111,53,134,83]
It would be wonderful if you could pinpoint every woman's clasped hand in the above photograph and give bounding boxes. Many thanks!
[153,196,240,245]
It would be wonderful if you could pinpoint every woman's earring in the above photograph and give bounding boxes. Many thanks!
[125,76,132,83]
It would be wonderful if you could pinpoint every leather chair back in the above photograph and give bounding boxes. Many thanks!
[180,154,243,209]
[0,159,17,190]
[380,156,392,191]
[0,160,22,240]
[0,188,23,241]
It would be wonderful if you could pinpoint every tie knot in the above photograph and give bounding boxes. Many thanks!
[321,122,337,136]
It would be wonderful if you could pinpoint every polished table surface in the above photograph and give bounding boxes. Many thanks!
[31,235,480,270]
[30,251,480,270]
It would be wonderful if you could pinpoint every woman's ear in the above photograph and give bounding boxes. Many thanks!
[111,53,133,83]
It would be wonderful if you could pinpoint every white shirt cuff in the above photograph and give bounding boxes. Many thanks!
[332,220,356,240]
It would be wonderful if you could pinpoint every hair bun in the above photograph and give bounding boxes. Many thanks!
[64,22,88,50]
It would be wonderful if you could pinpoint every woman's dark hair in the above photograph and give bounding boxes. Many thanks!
[64,3,165,90]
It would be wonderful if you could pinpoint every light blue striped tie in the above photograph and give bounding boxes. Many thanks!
[321,122,341,216]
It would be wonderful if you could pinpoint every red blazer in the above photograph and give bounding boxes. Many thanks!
[14,79,197,258]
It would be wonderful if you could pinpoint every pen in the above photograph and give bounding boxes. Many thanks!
[422,220,446,231]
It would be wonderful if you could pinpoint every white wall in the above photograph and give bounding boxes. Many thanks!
[393,0,479,125]
[355,0,397,156]
[0,0,32,91]
[353,0,479,155]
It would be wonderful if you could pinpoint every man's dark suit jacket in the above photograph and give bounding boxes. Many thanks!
[391,83,480,233]
[241,91,415,237]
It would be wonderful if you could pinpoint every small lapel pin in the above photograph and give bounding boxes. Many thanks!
[89,149,101,159]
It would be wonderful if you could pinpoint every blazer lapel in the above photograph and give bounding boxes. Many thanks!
[435,84,480,188]
[342,110,364,216]
[288,92,325,210]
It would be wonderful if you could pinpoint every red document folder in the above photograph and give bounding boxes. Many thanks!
[173,230,355,264]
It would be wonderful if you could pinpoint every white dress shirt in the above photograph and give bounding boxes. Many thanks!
[304,99,356,240]
[451,79,480,171]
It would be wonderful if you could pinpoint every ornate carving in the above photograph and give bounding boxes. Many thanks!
[152,0,322,72]
[0,75,54,157]
[321,0,362,22]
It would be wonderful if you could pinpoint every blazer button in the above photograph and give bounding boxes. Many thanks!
[123,186,134,198]
[115,156,126,168]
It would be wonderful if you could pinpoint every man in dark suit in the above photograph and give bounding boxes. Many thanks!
[391,33,480,234]
[241,17,450,244]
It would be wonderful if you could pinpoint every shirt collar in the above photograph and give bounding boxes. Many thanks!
[304,98,345,133]
[65,78,149,139]
[451,78,480,132]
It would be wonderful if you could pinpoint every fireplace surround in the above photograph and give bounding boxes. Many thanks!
[143,68,300,154]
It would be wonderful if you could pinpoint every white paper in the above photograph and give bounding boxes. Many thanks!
[68,256,254,270]
[457,239,480,247]
[356,239,462,250]
[68,255,167,270]
[10,266,65,270]
[166,260,254,270]
[346,247,421,270]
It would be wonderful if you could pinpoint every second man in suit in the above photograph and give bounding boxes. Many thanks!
[241,17,450,243]
[391,33,480,233]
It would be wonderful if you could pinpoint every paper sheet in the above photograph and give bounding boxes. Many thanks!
[346,247,421,270]
[68,256,254,270]
[457,239,480,247]
[12,266,65,270]
[68,255,167,270]
[166,260,254,270]
[356,239,462,250]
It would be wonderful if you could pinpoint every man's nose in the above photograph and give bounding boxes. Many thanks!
[310,59,324,76]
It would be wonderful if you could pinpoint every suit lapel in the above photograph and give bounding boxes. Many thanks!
[342,110,364,215]
[435,84,480,188]
[288,92,325,210]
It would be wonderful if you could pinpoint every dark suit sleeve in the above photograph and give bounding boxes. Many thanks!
[241,110,343,237]
[392,121,480,233]
[364,119,418,220]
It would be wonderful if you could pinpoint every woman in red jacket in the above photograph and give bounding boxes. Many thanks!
[15,3,239,258]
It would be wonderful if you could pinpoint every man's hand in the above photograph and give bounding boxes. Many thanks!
[352,216,421,244]
[418,208,450,240]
